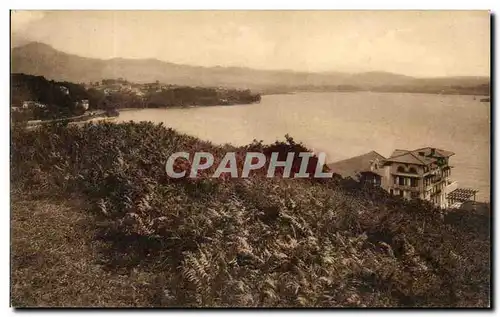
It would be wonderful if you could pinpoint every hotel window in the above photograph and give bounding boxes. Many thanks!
[409,167,417,174]
[410,178,418,187]
[397,166,406,173]
[399,177,405,186]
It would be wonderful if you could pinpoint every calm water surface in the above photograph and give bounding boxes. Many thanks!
[118,92,491,201]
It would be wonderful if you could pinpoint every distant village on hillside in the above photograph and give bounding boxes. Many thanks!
[10,74,261,121]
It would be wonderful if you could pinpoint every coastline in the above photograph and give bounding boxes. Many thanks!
[261,90,491,97]
[90,91,491,114]
[117,102,256,112]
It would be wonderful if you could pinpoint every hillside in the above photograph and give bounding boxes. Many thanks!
[11,73,91,105]
[11,74,261,120]
[11,42,490,95]
[11,121,490,307]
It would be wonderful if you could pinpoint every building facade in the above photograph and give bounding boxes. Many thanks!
[72,99,90,111]
[22,101,47,109]
[328,147,457,208]
[382,147,456,208]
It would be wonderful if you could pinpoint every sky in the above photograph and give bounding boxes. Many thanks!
[11,10,491,77]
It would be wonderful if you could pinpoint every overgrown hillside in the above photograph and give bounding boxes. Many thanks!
[11,122,490,307]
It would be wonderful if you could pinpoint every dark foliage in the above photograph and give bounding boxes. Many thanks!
[11,74,81,118]
[144,87,260,108]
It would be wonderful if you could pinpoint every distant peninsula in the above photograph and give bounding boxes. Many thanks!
[11,73,261,121]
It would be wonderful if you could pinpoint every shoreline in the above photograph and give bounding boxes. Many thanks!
[118,103,256,112]
[93,91,491,115]
[80,91,491,116]
[260,90,490,97]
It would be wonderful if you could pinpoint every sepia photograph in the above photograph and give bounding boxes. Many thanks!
[9,10,491,308]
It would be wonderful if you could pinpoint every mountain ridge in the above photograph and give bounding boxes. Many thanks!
[11,42,490,94]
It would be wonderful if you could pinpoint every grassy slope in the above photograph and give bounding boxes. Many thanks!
[10,121,490,307]
[11,191,176,307]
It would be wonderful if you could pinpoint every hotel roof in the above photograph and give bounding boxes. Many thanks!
[386,147,455,166]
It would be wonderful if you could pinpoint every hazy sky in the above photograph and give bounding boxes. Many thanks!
[11,10,490,77]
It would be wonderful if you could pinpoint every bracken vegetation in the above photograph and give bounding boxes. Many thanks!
[11,121,490,307]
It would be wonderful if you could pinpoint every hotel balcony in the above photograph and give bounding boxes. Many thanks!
[423,166,452,177]
[445,180,458,193]
[391,171,420,177]
[391,184,421,191]
[424,176,449,189]
[430,188,442,197]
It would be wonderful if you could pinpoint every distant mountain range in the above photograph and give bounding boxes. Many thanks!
[11,42,490,95]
